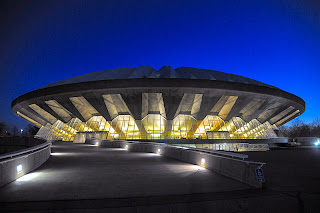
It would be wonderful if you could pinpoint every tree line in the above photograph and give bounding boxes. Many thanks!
[279,118,320,138]
[0,122,39,137]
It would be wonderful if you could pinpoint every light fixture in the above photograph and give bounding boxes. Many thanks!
[157,148,161,154]
[125,144,128,149]
[95,142,99,146]
[201,158,205,165]
[17,164,23,174]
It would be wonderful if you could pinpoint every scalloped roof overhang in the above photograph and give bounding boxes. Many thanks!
[43,66,277,89]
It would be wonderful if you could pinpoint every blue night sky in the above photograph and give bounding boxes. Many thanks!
[0,0,319,129]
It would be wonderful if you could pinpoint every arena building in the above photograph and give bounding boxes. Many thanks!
[11,66,305,148]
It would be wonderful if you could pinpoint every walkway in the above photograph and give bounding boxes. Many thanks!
[4,144,316,212]
[0,143,250,201]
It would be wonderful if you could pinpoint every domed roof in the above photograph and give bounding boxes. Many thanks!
[44,66,276,89]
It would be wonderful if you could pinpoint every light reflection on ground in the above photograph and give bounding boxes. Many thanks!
[16,173,40,182]
[50,152,78,156]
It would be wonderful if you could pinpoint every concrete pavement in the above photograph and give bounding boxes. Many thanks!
[2,144,319,212]
[0,143,250,202]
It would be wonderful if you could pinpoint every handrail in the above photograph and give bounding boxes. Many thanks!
[111,140,265,167]
[182,146,265,165]
[119,140,249,160]
[183,147,248,160]
[0,141,51,161]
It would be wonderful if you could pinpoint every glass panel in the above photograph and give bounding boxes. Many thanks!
[171,115,197,139]
[142,114,166,139]
[195,115,225,138]
[107,115,140,140]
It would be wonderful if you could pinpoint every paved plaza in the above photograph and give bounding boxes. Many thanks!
[1,144,320,212]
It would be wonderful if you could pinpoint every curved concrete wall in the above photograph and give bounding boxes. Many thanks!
[97,140,264,188]
[0,143,51,188]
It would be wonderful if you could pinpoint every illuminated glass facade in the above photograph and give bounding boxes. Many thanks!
[107,115,140,140]
[34,110,278,141]
[12,66,304,143]
[142,114,166,139]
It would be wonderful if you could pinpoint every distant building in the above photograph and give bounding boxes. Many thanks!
[12,66,305,144]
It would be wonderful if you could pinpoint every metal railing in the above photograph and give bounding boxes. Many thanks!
[106,140,266,168]
[171,145,266,166]
[177,146,248,160]
[118,140,249,160]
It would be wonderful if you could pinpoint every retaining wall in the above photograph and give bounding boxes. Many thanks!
[0,142,51,187]
[97,140,264,188]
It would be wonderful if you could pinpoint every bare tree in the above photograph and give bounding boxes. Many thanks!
[280,117,320,138]
[23,124,39,136]
[279,126,290,137]
[0,122,6,136]
[12,126,19,136]
[311,118,320,138]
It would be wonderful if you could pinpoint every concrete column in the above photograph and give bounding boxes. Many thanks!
[55,97,86,122]
[37,102,66,123]
[83,93,112,121]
